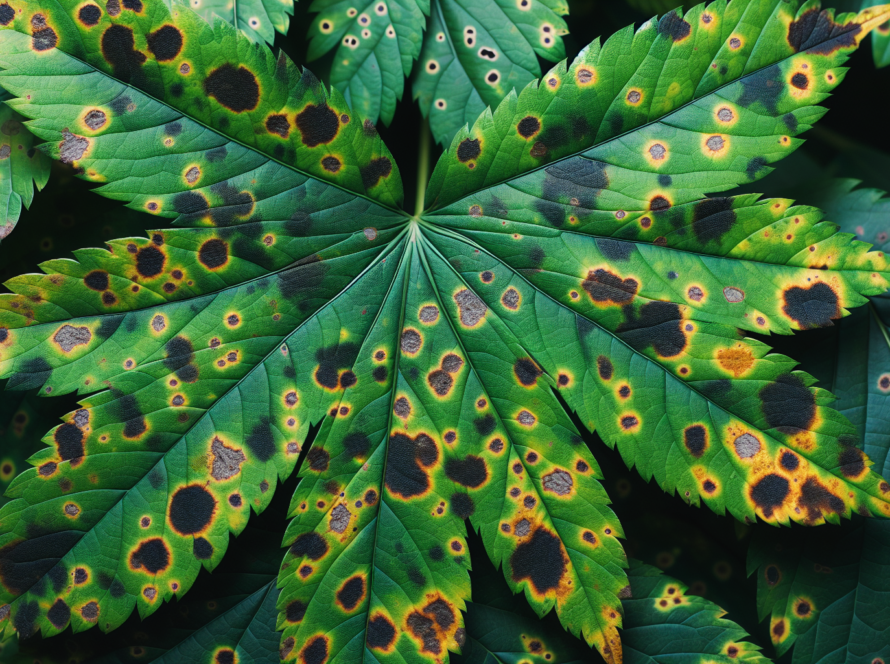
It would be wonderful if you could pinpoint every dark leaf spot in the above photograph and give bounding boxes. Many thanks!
[169,485,216,535]
[204,64,260,113]
[146,25,182,62]
[129,538,170,573]
[295,103,339,146]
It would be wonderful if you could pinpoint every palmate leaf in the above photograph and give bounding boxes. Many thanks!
[459,546,771,664]
[748,180,890,663]
[0,93,51,242]
[1,2,890,664]
[304,0,568,143]
[411,0,568,145]
[174,0,294,45]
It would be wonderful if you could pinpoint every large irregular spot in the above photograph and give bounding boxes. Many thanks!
[53,325,92,353]
[54,423,85,460]
[510,528,566,594]
[445,456,488,488]
[295,103,339,147]
[289,532,329,560]
[782,282,839,329]
[336,575,365,611]
[691,197,736,243]
[168,484,216,535]
[582,269,638,304]
[366,614,397,651]
[101,24,147,80]
[798,477,844,522]
[749,473,789,518]
[203,64,260,113]
[616,301,686,358]
[129,538,171,574]
[759,373,816,434]
[683,425,707,457]
[456,138,481,163]
[360,157,393,189]
[384,432,438,499]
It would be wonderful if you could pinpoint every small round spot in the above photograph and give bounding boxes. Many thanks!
[626,89,642,105]
[728,36,742,49]
[435,99,446,110]
[485,70,499,85]
[320,20,333,33]
[425,60,438,73]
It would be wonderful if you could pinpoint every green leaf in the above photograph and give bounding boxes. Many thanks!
[172,0,294,45]
[304,0,569,139]
[0,388,62,506]
[621,561,770,663]
[748,180,890,663]
[305,0,429,126]
[458,544,771,664]
[2,3,890,664]
[0,95,51,242]
[412,0,569,146]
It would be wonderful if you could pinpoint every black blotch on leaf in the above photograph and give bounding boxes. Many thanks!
[457,138,481,162]
[692,197,736,243]
[193,537,213,559]
[46,598,70,629]
[198,239,229,270]
[136,245,165,278]
[407,612,441,654]
[787,8,861,55]
[30,14,57,51]
[295,103,339,146]
[514,358,542,386]
[101,24,147,81]
[344,433,371,460]
[838,445,866,478]
[54,424,84,461]
[510,528,566,594]
[782,282,839,329]
[746,156,768,180]
[658,11,691,41]
[204,64,260,113]
[360,157,392,189]
[596,238,634,262]
[798,477,844,521]
[583,269,638,304]
[84,270,110,291]
[451,493,475,519]
[146,25,183,62]
[336,575,365,611]
[750,473,789,518]
[759,373,816,434]
[118,394,147,439]
[597,355,614,380]
[307,447,330,472]
[0,3,16,25]
[301,636,328,664]
[780,451,799,471]
[445,456,488,488]
[278,257,329,310]
[266,114,290,137]
[791,72,809,89]
[367,615,396,650]
[517,116,541,138]
[286,599,307,623]
[738,64,783,114]
[173,191,209,218]
[169,485,216,535]
[384,432,438,499]
[290,532,328,560]
[129,538,170,573]
[474,414,496,436]
[684,425,707,458]
[246,419,277,462]
[13,601,39,638]
[617,301,686,358]
[313,342,359,389]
